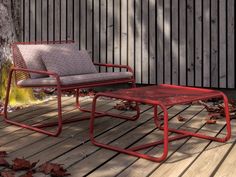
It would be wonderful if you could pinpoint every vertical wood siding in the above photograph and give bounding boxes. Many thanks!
[21,0,235,88]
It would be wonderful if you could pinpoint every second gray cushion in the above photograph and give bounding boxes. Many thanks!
[41,49,97,76]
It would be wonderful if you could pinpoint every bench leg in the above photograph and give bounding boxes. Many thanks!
[74,82,141,122]
[29,82,141,129]
[3,70,62,137]
[90,95,171,162]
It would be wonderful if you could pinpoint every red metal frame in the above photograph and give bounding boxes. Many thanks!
[89,84,231,162]
[3,41,140,137]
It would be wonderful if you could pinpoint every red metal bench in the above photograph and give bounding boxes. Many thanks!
[3,41,140,136]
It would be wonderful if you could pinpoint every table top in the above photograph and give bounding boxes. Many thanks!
[98,84,224,106]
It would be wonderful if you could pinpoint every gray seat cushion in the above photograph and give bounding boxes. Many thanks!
[41,50,97,76]
[17,43,80,78]
[17,72,133,87]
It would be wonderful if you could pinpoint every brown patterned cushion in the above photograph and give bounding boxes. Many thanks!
[17,43,80,78]
[17,72,133,86]
[41,50,97,76]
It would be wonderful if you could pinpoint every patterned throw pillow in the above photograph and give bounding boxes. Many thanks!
[41,49,98,76]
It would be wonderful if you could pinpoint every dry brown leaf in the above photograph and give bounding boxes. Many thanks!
[206,119,217,124]
[19,171,34,177]
[39,162,70,176]
[0,170,15,177]
[114,101,136,111]
[177,115,186,122]
[12,158,38,171]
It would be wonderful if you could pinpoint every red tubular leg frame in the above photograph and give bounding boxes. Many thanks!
[89,91,231,162]
[35,80,140,128]
[90,94,170,162]
[157,93,231,143]
[4,69,63,137]
[3,65,140,136]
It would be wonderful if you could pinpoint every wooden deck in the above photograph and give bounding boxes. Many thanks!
[0,96,235,177]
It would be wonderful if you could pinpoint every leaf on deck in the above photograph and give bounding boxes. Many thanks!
[12,158,38,171]
[114,101,137,111]
[19,171,34,177]
[0,170,15,177]
[38,162,70,177]
[177,115,186,122]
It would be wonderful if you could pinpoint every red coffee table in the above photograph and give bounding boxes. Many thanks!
[89,84,231,162]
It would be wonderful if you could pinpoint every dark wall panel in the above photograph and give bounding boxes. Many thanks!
[21,0,235,88]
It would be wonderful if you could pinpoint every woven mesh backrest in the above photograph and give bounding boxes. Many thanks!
[12,40,74,83]
[12,43,30,83]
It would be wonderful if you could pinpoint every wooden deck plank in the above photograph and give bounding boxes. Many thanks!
[2,99,113,154]
[182,120,236,177]
[149,116,229,177]
[0,98,93,147]
[0,97,76,131]
[67,106,188,176]
[214,138,236,176]
[26,105,150,164]
[87,105,203,177]
[4,100,142,159]
[111,105,205,177]
[0,97,234,176]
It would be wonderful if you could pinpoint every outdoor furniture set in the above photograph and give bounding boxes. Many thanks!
[3,41,231,162]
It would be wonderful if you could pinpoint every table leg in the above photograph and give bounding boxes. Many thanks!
[90,97,171,162]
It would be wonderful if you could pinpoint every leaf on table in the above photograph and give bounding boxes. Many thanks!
[0,170,15,177]
[38,162,70,176]
[12,158,38,171]
[177,115,186,122]
[0,151,7,157]
[0,158,10,167]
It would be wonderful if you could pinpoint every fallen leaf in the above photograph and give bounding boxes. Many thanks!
[114,101,137,111]
[0,151,7,157]
[12,158,38,171]
[39,162,70,176]
[0,157,10,167]
[177,115,186,122]
[206,119,217,124]
[0,170,15,177]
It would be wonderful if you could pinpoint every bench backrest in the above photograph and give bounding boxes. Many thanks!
[12,41,76,80]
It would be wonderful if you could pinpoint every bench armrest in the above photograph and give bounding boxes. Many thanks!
[11,67,61,86]
[93,63,134,73]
